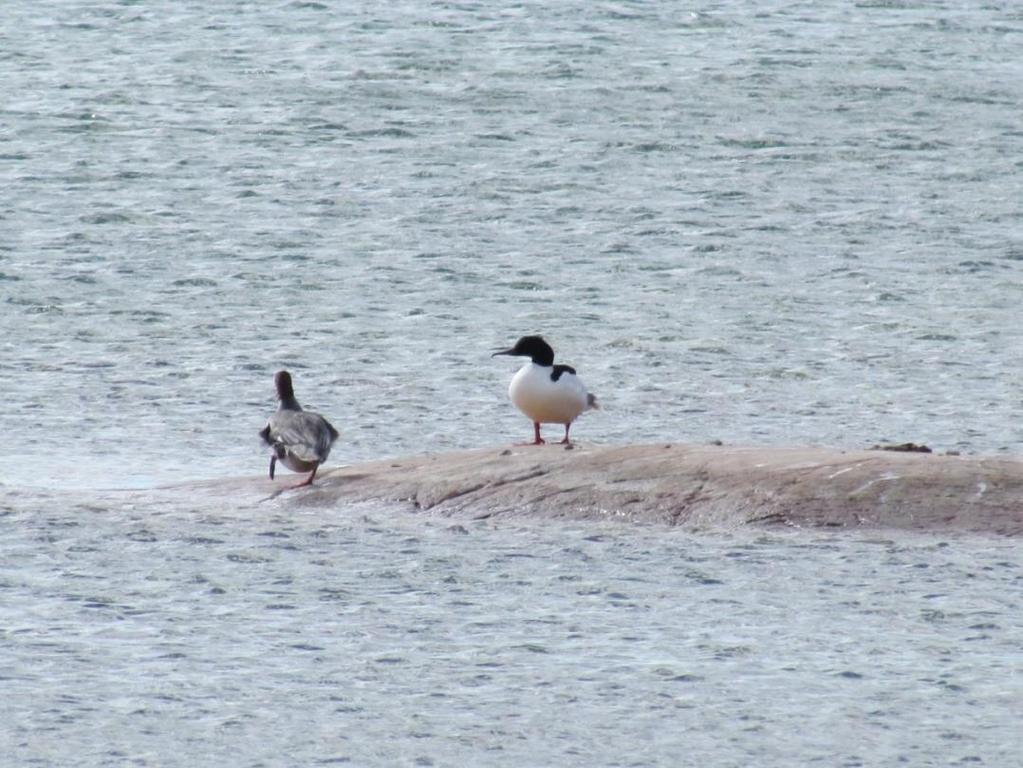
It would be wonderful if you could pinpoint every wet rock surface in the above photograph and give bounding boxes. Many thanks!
[194,443,1023,536]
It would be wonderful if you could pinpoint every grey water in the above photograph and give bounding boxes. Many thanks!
[3,489,1022,766]
[2,1,1023,765]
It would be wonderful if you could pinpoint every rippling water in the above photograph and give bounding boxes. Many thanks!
[3,1,1023,488]
[3,1,1023,764]
[2,488,1022,766]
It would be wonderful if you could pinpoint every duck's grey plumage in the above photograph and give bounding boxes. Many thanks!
[260,371,339,486]
[261,410,339,464]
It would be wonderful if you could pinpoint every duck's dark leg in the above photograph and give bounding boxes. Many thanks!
[533,422,546,445]
[560,423,572,445]
[269,455,277,480]
[515,422,546,446]
[294,464,319,488]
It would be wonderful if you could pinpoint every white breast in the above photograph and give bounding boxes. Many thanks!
[508,363,589,425]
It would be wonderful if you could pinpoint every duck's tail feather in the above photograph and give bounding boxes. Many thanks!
[587,393,600,411]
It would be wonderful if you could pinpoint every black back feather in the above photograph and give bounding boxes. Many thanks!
[551,364,576,382]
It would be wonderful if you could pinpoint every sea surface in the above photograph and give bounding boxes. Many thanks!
[2,488,1021,767]
[2,1,1022,765]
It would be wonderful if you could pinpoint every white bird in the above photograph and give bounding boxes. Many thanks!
[259,370,339,487]
[492,335,599,445]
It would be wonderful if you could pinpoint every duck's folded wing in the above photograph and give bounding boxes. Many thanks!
[265,411,336,462]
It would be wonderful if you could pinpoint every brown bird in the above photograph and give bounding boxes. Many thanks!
[259,371,339,488]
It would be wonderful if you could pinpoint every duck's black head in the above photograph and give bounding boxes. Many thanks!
[273,370,301,409]
[492,335,555,366]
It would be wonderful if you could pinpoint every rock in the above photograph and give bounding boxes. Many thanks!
[870,442,932,453]
[213,442,1023,536]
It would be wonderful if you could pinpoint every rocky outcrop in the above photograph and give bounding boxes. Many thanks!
[212,442,1023,535]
